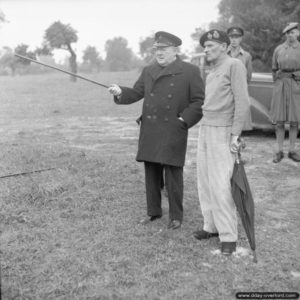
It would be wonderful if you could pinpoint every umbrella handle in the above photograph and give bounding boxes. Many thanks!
[253,250,258,263]
[234,137,244,164]
[235,151,241,164]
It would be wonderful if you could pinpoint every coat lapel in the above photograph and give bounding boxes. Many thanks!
[148,57,183,83]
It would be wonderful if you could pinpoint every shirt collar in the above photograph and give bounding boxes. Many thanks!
[284,41,300,49]
[227,46,245,55]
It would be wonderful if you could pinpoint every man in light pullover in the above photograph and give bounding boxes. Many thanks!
[193,29,250,256]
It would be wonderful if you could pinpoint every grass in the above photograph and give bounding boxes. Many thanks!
[0,72,300,299]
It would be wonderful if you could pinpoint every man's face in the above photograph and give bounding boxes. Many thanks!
[204,41,226,63]
[229,35,242,47]
[286,29,300,43]
[154,46,177,66]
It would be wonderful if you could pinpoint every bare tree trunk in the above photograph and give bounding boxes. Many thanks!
[68,44,77,82]
[10,63,16,76]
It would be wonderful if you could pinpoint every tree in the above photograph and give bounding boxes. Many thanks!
[105,37,135,71]
[0,44,36,76]
[190,27,207,53]
[44,21,78,81]
[81,46,103,73]
[212,0,300,71]
[0,10,7,23]
[139,35,154,64]
[0,47,14,75]
[15,44,36,61]
[35,44,53,57]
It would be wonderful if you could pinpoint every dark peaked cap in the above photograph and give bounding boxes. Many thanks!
[227,26,244,36]
[154,31,182,47]
[200,29,230,47]
[282,22,299,34]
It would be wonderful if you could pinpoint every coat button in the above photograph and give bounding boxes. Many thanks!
[170,83,174,87]
[147,115,151,119]
[150,93,154,96]
[164,117,169,122]
[167,94,172,99]
[152,115,157,120]
[166,105,170,110]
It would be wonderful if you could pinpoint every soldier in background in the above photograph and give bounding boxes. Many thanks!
[271,22,300,163]
[227,26,252,83]
[227,26,253,133]
[108,31,204,229]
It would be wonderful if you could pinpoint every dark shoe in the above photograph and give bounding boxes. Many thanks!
[139,215,162,225]
[167,219,181,229]
[193,230,219,240]
[288,151,300,162]
[273,151,284,163]
[221,242,236,256]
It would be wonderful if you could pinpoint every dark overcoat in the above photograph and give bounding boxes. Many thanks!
[115,57,205,167]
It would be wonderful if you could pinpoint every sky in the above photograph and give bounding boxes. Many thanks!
[0,0,221,62]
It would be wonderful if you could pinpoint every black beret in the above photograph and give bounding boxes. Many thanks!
[154,31,182,47]
[200,29,230,47]
[282,22,299,34]
[227,26,244,36]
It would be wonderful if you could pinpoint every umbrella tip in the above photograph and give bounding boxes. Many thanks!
[253,250,258,263]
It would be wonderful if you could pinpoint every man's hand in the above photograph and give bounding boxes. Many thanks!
[108,84,122,97]
[230,135,240,153]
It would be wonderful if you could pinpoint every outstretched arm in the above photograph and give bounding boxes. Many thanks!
[108,69,146,105]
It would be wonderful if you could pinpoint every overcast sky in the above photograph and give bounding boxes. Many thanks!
[0,0,221,61]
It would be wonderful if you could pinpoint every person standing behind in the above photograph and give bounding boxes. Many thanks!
[193,30,250,255]
[227,26,253,131]
[227,26,252,83]
[108,31,205,229]
[271,22,300,163]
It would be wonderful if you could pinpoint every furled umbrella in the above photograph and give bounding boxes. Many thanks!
[231,150,257,263]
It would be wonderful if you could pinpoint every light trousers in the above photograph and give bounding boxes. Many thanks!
[197,124,237,242]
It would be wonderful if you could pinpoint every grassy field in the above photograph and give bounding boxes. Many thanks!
[0,72,299,300]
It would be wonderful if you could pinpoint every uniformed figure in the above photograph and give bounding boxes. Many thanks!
[227,26,253,131]
[227,26,252,83]
[108,31,205,229]
[271,22,300,163]
[193,29,250,255]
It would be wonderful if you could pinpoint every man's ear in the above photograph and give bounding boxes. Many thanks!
[221,43,228,51]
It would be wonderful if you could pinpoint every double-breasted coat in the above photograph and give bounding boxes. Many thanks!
[114,57,205,167]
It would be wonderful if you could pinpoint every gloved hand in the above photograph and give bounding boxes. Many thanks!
[108,84,122,97]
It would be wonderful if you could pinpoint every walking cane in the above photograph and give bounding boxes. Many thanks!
[14,53,109,88]
[0,167,56,179]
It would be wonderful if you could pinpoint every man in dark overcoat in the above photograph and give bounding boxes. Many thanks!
[108,31,204,229]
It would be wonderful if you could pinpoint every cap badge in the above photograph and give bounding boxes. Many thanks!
[213,30,220,39]
[207,33,213,40]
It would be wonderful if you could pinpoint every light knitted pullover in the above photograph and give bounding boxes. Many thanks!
[201,56,250,136]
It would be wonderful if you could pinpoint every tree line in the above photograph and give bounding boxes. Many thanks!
[1,0,299,76]
[0,20,150,78]
[191,0,300,71]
